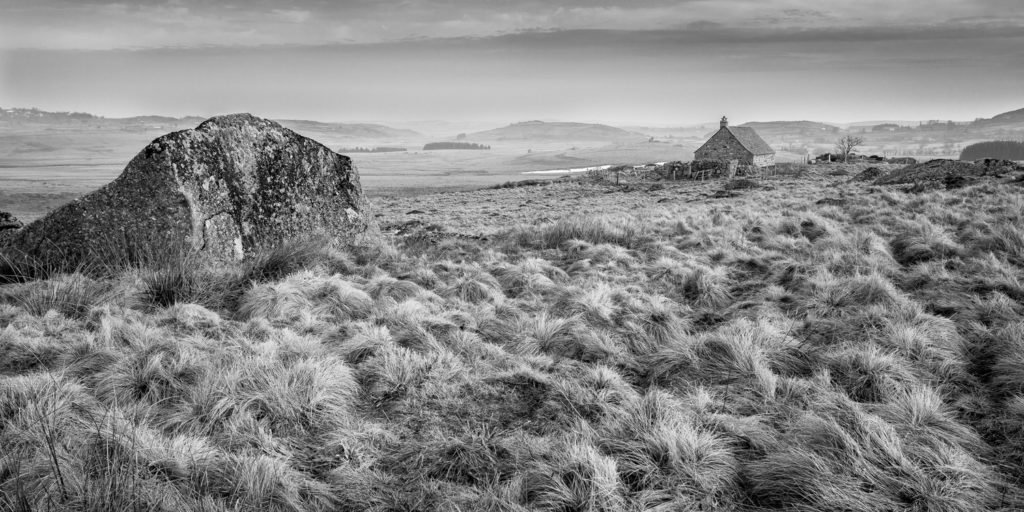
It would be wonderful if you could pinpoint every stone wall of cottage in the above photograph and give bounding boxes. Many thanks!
[695,129,754,164]
[753,153,775,168]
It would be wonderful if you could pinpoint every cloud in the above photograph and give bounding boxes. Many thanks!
[1,0,1022,50]
[272,9,311,24]
[3,19,1022,126]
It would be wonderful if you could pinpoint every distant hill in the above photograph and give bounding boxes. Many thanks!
[276,120,420,139]
[736,121,840,138]
[620,125,713,139]
[0,107,420,139]
[0,107,207,126]
[470,121,646,141]
[0,107,100,123]
[841,120,918,128]
[972,107,1024,130]
[121,115,206,125]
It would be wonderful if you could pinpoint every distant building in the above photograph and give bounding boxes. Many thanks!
[694,116,775,168]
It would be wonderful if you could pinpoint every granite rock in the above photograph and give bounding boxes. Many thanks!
[1,114,379,266]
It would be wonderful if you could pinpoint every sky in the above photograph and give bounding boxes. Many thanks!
[1,0,1022,126]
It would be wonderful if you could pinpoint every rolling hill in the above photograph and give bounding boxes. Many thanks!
[971,107,1024,132]
[0,107,421,139]
[276,120,421,139]
[735,120,840,139]
[469,120,647,142]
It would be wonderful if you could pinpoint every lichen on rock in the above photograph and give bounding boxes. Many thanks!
[0,113,379,267]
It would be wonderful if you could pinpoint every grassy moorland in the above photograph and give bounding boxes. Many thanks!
[3,167,1024,511]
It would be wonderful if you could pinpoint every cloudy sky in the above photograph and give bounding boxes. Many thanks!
[1,0,1022,125]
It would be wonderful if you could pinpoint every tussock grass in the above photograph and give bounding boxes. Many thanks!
[238,279,313,322]
[891,218,963,265]
[505,216,652,250]
[243,237,337,283]
[5,273,120,320]
[826,346,915,402]
[7,177,1024,509]
[139,259,242,311]
[364,275,424,301]
[489,258,565,297]
[679,264,734,309]
[441,273,505,304]
[522,436,626,511]
[308,275,373,321]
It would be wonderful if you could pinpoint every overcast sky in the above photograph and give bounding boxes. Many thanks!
[1,0,1022,125]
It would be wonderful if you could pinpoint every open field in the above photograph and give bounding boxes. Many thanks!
[3,167,1024,510]
[6,107,1014,222]
[0,120,700,222]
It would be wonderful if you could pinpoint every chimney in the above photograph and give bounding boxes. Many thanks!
[720,116,728,129]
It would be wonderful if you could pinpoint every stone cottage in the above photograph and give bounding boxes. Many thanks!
[694,116,775,168]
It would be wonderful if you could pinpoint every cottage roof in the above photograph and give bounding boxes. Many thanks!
[724,126,774,156]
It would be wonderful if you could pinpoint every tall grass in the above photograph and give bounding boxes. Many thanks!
[505,216,653,251]
[5,177,1024,509]
[6,273,120,320]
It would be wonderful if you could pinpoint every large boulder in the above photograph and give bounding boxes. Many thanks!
[1,114,379,266]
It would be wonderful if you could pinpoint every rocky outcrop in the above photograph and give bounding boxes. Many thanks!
[0,212,22,232]
[874,159,1022,186]
[1,114,378,266]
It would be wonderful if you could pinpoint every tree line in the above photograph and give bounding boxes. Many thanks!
[338,147,407,153]
[959,141,1024,161]
[423,142,491,150]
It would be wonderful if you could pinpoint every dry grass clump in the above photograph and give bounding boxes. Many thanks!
[812,228,900,276]
[521,435,626,511]
[364,275,424,302]
[825,346,916,402]
[593,390,738,508]
[307,275,373,321]
[243,237,340,282]
[440,271,506,304]
[505,216,652,251]
[890,218,963,265]
[745,386,1001,511]
[987,321,1024,396]
[802,270,907,318]
[138,260,243,311]
[7,176,1024,509]
[489,258,564,297]
[4,273,120,320]
[238,279,314,322]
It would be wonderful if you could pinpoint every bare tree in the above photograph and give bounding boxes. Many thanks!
[834,134,865,163]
